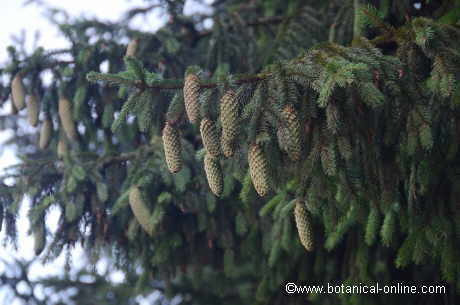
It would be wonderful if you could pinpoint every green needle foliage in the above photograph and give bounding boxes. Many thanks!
[0,0,460,304]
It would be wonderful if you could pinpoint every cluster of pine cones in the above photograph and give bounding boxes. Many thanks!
[11,73,77,158]
[162,73,271,197]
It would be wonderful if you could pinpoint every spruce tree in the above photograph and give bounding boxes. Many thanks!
[0,0,460,304]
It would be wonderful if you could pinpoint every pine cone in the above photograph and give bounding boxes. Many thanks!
[204,154,223,196]
[183,73,200,124]
[57,138,68,158]
[33,223,46,256]
[280,104,302,161]
[221,137,235,158]
[248,144,270,197]
[200,118,220,157]
[0,206,3,232]
[11,74,26,111]
[27,94,39,127]
[220,90,238,142]
[276,127,290,153]
[129,186,154,236]
[294,199,314,251]
[10,102,18,115]
[162,123,183,173]
[39,118,53,149]
[125,38,139,57]
[59,97,77,141]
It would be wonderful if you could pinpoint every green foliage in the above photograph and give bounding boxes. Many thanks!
[365,205,380,246]
[380,207,396,247]
[1,1,460,304]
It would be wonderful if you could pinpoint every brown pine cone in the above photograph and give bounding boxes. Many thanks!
[162,123,183,173]
[59,97,77,141]
[294,199,314,251]
[200,118,220,157]
[183,73,200,124]
[248,144,270,196]
[204,154,223,196]
[220,90,238,142]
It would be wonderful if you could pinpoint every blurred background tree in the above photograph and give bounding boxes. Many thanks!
[0,0,460,304]
[0,258,155,305]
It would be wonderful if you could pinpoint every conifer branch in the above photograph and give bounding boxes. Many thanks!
[123,4,163,20]
[359,5,396,36]
[152,73,268,89]
[87,71,138,87]
[87,71,270,90]
[17,146,155,172]
[45,48,73,57]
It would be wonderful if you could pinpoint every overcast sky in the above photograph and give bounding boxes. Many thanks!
[0,0,211,304]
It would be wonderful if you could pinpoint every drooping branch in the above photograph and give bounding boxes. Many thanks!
[86,71,270,90]
[123,4,164,20]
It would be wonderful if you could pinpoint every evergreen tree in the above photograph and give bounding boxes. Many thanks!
[1,0,460,304]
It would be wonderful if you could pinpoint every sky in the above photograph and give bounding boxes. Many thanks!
[0,0,212,304]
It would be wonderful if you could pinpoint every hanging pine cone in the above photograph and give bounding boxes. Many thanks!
[0,205,3,232]
[11,74,26,111]
[39,118,53,149]
[220,89,238,142]
[183,73,200,124]
[294,199,314,251]
[33,223,46,256]
[10,102,18,115]
[204,154,223,196]
[129,186,154,236]
[280,104,302,161]
[221,137,235,158]
[59,97,77,141]
[27,94,39,127]
[162,123,183,173]
[57,138,68,158]
[276,126,290,153]
[248,144,270,197]
[200,118,220,157]
[125,38,139,57]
